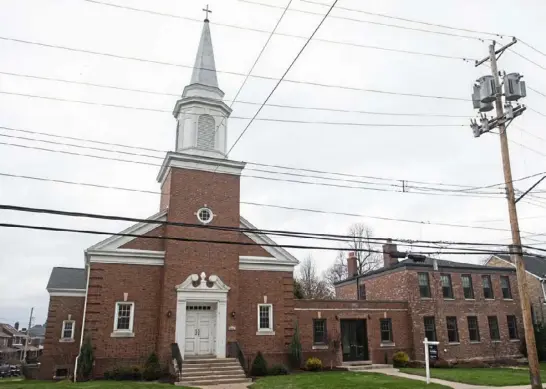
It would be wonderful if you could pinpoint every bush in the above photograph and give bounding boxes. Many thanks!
[142,352,161,381]
[406,360,425,368]
[251,352,268,376]
[431,359,451,368]
[290,321,303,368]
[104,366,142,380]
[268,364,289,376]
[77,334,94,380]
[454,360,489,368]
[305,357,322,372]
[392,351,409,368]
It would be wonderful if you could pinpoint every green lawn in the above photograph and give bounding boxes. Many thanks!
[0,380,194,389]
[250,371,450,389]
[401,367,540,387]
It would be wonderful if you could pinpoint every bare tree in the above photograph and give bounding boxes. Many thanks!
[323,223,382,293]
[297,255,333,299]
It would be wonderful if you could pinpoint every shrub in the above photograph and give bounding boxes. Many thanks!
[105,366,142,380]
[251,352,268,376]
[290,321,303,368]
[454,360,489,368]
[406,360,425,368]
[305,357,322,372]
[268,364,289,376]
[143,352,161,381]
[77,334,94,380]
[392,351,409,368]
[431,359,451,368]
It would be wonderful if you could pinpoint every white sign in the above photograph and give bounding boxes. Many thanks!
[423,337,440,384]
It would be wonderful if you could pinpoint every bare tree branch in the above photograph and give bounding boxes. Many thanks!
[297,255,333,299]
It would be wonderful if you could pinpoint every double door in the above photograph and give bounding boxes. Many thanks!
[341,319,369,361]
[185,307,216,356]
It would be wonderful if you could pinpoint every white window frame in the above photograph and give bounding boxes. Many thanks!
[257,304,274,334]
[113,302,135,335]
[60,320,75,340]
[13,336,22,345]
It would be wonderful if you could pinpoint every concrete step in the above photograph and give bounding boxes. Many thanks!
[184,357,238,364]
[183,364,243,372]
[182,369,245,378]
[343,363,392,371]
[177,377,251,386]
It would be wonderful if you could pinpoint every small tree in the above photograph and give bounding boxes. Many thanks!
[143,352,162,381]
[293,279,304,299]
[251,352,268,376]
[290,321,302,368]
[77,334,94,380]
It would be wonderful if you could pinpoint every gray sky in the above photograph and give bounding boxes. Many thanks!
[1,0,545,326]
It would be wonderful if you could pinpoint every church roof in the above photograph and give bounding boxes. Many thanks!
[46,267,87,290]
[189,20,219,89]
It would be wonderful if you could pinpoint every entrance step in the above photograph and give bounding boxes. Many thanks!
[342,363,392,371]
[177,357,249,387]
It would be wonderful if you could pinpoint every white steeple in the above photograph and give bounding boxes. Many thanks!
[173,14,231,158]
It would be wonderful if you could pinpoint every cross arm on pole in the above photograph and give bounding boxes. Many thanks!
[475,37,518,67]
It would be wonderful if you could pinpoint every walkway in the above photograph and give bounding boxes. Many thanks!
[372,367,537,389]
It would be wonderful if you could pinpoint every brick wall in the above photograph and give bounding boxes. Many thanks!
[487,256,546,323]
[38,296,84,379]
[294,300,411,366]
[335,282,357,299]
[360,270,409,300]
[120,226,165,251]
[85,263,162,376]
[157,167,242,363]
[237,270,294,366]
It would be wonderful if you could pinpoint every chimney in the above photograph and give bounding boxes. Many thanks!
[383,239,399,268]
[14,321,19,330]
[347,252,358,278]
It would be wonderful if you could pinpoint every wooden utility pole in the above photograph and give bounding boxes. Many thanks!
[22,307,33,363]
[487,41,541,389]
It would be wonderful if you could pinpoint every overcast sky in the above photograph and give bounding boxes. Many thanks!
[1,0,545,326]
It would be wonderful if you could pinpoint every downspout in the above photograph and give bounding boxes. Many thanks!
[73,258,91,382]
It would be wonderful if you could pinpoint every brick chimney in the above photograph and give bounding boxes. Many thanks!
[347,251,358,278]
[14,321,19,330]
[383,239,399,268]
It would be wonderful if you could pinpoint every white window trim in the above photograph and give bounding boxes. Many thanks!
[257,304,274,335]
[60,320,75,342]
[111,301,135,338]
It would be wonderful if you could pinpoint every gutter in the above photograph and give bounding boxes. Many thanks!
[73,263,91,382]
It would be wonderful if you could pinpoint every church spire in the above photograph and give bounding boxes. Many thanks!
[188,8,218,91]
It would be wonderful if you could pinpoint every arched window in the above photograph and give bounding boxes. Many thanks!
[197,114,215,150]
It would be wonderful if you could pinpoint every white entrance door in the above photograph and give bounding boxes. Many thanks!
[184,306,216,356]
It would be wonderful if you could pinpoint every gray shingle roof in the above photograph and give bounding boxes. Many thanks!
[46,267,86,290]
[496,254,546,279]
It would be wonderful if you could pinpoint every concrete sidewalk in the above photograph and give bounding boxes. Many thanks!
[371,367,538,389]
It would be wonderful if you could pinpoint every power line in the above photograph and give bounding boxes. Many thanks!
[0,70,472,118]
[0,36,471,102]
[299,0,506,39]
[0,125,510,190]
[0,90,471,123]
[508,49,546,71]
[0,203,538,251]
[519,39,546,58]
[0,132,513,199]
[0,171,527,234]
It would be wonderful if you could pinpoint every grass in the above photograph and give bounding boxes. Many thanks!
[0,380,195,389]
[250,371,450,389]
[401,367,542,387]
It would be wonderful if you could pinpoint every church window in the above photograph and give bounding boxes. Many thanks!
[61,320,75,340]
[197,207,213,224]
[257,304,273,332]
[196,114,216,150]
[114,302,134,333]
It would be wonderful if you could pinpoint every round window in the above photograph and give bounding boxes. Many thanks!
[197,207,213,224]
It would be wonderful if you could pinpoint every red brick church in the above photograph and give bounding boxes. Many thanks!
[39,16,524,386]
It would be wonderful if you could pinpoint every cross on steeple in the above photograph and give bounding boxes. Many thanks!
[203,4,212,22]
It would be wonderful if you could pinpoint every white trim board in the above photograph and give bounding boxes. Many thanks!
[86,249,165,266]
[48,289,86,297]
[240,217,299,265]
[239,256,296,272]
[86,210,167,252]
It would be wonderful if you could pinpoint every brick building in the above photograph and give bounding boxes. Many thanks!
[487,254,546,324]
[39,16,524,384]
[335,243,524,362]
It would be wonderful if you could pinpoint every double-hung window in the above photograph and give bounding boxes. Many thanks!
[257,304,273,333]
[446,316,459,343]
[461,274,474,299]
[313,319,327,345]
[482,275,494,299]
[418,272,431,298]
[500,276,513,299]
[441,274,454,299]
[380,319,393,343]
[113,302,135,335]
[61,320,75,340]
[467,316,480,342]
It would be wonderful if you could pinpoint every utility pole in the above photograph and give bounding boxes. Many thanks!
[22,307,33,363]
[472,39,540,389]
